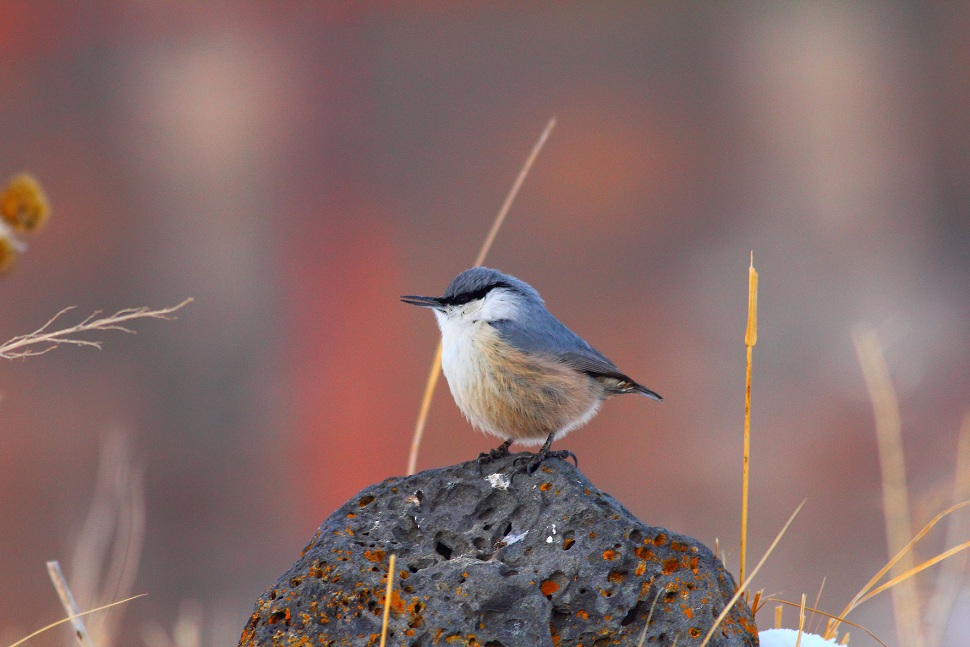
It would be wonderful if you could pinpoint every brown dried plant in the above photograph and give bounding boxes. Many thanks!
[0,299,192,360]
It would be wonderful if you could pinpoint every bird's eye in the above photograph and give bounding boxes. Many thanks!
[444,281,510,307]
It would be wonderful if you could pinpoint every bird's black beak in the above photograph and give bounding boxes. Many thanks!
[401,294,444,309]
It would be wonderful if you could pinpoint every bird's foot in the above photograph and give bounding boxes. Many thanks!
[511,448,578,475]
[477,439,513,470]
[525,449,578,473]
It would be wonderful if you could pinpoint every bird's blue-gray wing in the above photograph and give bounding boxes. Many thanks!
[489,315,663,401]
[490,317,625,379]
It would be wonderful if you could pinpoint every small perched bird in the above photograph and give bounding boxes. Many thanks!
[402,267,662,470]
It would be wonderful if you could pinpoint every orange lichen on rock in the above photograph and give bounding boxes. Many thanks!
[363,549,386,563]
[662,558,680,575]
[607,571,625,584]
[602,549,617,561]
[540,579,559,596]
[539,482,553,491]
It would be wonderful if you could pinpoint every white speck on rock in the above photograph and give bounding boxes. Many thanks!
[503,530,528,546]
[485,473,510,490]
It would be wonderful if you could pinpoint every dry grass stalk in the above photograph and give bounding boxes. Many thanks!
[0,298,192,360]
[774,604,782,629]
[379,554,398,647]
[857,537,970,605]
[769,598,884,646]
[636,588,664,647]
[750,590,762,615]
[826,499,970,640]
[795,593,806,647]
[405,117,557,475]
[699,500,804,647]
[740,253,757,587]
[5,594,146,647]
[851,325,922,646]
[45,560,97,647]
[69,433,145,647]
[925,410,970,647]
[809,577,826,634]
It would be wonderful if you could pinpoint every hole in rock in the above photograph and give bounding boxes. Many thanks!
[562,530,575,550]
[620,600,645,626]
[435,541,453,560]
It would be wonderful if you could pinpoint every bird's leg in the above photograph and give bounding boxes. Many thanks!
[525,432,578,473]
[477,438,514,466]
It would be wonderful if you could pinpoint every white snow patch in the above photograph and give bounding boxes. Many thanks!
[759,629,839,646]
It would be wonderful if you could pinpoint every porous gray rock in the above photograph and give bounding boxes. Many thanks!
[239,454,758,647]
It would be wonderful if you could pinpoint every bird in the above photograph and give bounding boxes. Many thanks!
[402,267,662,471]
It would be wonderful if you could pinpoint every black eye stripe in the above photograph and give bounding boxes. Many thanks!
[441,281,512,306]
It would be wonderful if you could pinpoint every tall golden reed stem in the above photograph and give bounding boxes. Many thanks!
[405,117,557,476]
[379,553,397,647]
[739,252,757,586]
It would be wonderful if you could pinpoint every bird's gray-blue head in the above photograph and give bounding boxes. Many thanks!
[401,267,543,324]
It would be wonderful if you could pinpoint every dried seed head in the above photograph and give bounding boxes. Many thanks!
[1,173,49,233]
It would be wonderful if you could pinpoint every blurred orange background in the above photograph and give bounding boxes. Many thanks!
[0,3,968,645]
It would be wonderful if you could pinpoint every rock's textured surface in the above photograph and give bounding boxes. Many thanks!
[239,454,758,646]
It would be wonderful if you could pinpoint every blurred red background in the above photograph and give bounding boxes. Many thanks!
[0,3,968,645]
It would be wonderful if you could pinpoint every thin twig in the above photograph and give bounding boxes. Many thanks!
[637,588,664,647]
[0,299,192,359]
[379,554,397,647]
[405,118,556,476]
[45,560,97,647]
[5,594,145,647]
[700,500,805,647]
[809,577,826,634]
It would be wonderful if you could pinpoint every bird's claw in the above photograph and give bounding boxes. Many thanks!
[477,440,513,471]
